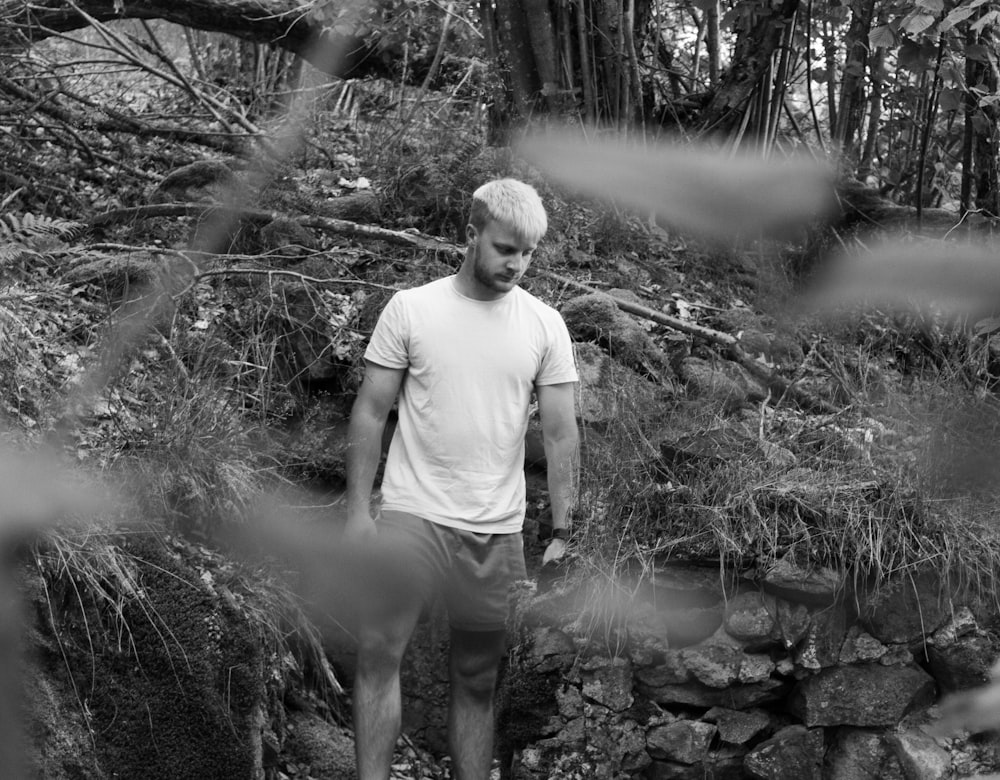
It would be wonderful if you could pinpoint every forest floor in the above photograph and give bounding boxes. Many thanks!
[5,81,1000,777]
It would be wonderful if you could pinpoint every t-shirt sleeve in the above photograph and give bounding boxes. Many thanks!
[364,292,410,369]
[535,313,579,386]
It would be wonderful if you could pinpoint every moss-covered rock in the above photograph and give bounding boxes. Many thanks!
[33,534,279,780]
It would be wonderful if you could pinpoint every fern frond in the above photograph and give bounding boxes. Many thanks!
[0,213,86,244]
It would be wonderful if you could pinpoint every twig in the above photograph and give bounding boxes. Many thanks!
[195,268,397,291]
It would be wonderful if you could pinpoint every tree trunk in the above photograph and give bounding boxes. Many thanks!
[698,0,800,137]
[823,17,839,135]
[522,0,561,110]
[495,0,540,117]
[960,20,978,214]
[484,0,651,128]
[2,0,386,79]
[857,47,884,180]
[973,53,1000,217]
[706,1,720,88]
[833,0,876,159]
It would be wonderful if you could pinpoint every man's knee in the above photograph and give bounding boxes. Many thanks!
[450,636,506,697]
[451,660,500,698]
[356,620,413,672]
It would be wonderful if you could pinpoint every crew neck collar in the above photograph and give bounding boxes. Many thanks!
[449,275,515,304]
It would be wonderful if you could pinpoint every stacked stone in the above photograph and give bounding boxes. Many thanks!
[501,558,998,779]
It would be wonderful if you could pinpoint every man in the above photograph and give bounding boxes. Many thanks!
[345,178,579,780]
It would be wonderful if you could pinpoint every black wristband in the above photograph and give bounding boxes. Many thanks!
[549,527,569,542]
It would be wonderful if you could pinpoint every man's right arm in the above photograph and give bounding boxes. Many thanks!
[344,360,406,540]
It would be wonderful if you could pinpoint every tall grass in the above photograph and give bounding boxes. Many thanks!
[566,320,1000,623]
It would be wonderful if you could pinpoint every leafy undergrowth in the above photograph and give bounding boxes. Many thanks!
[5,73,1000,774]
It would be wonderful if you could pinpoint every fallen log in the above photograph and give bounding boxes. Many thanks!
[538,270,840,415]
[85,203,457,254]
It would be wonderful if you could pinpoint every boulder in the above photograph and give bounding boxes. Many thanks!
[150,160,238,203]
[860,571,948,645]
[648,564,728,607]
[789,665,935,727]
[888,730,951,780]
[282,711,355,780]
[762,556,843,607]
[928,606,978,647]
[629,599,724,650]
[636,569,729,651]
[774,598,812,648]
[737,329,772,359]
[679,357,766,408]
[928,634,996,692]
[704,707,773,745]
[646,719,717,764]
[743,725,824,780]
[573,342,665,426]
[554,684,583,721]
[634,654,691,688]
[659,425,760,469]
[768,333,805,368]
[525,627,576,673]
[645,754,746,780]
[825,727,905,780]
[724,591,779,649]
[795,606,848,671]
[638,677,788,710]
[561,294,673,382]
[838,625,888,664]
[926,608,998,692]
[739,653,776,684]
[681,638,744,688]
[580,656,634,712]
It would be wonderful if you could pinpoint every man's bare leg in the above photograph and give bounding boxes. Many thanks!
[447,628,508,780]
[353,600,422,780]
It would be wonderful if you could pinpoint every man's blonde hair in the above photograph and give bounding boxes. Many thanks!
[469,179,547,243]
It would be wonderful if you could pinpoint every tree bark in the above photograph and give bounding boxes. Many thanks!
[495,0,540,117]
[833,0,876,158]
[857,47,884,180]
[1,0,387,79]
[705,2,719,88]
[698,0,800,137]
[973,30,1000,217]
[522,0,561,110]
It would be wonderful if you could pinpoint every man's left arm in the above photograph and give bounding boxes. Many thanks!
[536,381,579,564]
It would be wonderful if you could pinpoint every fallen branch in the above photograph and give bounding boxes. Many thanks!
[537,269,840,414]
[0,74,242,153]
[195,267,398,291]
[86,203,457,254]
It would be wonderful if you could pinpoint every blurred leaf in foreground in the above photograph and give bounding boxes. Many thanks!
[517,130,835,239]
[805,239,1000,317]
[0,447,110,538]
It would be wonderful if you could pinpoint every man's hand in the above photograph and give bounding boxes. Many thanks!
[541,537,567,566]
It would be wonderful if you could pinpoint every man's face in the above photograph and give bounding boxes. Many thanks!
[466,220,538,299]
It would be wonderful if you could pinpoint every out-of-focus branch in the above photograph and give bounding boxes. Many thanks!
[0,0,387,80]
[0,73,244,153]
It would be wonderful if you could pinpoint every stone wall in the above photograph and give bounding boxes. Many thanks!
[489,558,999,779]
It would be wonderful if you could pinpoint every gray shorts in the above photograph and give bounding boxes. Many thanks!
[372,510,527,631]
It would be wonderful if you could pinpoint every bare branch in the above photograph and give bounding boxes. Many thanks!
[1,0,385,79]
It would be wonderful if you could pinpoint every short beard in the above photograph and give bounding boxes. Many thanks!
[471,243,505,291]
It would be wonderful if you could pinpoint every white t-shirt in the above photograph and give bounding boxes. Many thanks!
[364,276,578,533]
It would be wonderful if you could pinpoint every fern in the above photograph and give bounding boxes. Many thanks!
[0,212,87,270]
[0,213,86,244]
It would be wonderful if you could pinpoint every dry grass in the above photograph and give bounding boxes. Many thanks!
[568,325,1000,621]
